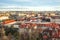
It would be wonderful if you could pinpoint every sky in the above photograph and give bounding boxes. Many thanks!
[0,0,60,6]
[0,0,60,11]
